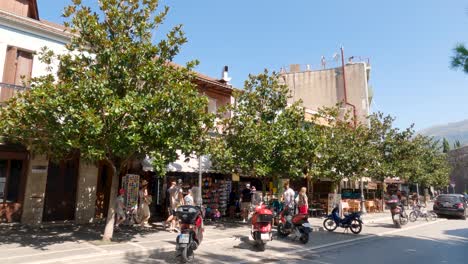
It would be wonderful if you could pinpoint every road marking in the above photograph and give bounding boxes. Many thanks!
[239,219,448,264]
[128,242,148,250]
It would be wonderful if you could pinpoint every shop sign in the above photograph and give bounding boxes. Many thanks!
[366,182,377,190]
[232,173,239,182]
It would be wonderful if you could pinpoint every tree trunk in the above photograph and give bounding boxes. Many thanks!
[102,160,119,242]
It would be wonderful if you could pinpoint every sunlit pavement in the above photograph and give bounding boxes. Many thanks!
[1,211,465,264]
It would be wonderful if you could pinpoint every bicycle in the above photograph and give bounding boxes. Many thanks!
[408,204,436,222]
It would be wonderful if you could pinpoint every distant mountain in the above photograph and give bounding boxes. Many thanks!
[419,119,468,147]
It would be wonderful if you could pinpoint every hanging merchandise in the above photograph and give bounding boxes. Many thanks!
[122,174,140,209]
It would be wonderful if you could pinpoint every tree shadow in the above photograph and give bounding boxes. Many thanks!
[0,222,162,250]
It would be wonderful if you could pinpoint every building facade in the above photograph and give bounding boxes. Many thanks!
[0,0,233,224]
[280,62,372,125]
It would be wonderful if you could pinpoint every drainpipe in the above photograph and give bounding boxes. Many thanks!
[340,46,358,128]
[341,46,366,213]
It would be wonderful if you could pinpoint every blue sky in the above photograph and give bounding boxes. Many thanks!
[37,0,468,130]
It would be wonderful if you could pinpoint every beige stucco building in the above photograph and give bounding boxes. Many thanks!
[280,62,372,125]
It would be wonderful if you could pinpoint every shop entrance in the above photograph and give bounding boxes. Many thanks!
[95,163,113,219]
[42,156,79,222]
[0,149,27,223]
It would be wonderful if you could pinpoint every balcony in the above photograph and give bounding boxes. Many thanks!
[0,83,29,105]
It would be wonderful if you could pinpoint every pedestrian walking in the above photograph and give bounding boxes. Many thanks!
[165,179,184,232]
[138,179,152,227]
[115,188,126,229]
[240,183,252,223]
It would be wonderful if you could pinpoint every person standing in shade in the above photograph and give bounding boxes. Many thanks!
[296,187,309,214]
[184,188,194,206]
[138,179,152,227]
[166,180,184,232]
[240,183,252,223]
[282,182,295,213]
[115,188,126,229]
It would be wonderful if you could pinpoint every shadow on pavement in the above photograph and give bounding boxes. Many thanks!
[0,223,161,250]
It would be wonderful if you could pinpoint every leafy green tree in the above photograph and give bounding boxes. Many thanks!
[309,106,375,192]
[454,140,462,149]
[0,0,212,241]
[451,44,468,74]
[209,70,309,193]
[442,138,450,153]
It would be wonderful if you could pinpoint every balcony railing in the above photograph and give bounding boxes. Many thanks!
[0,83,29,105]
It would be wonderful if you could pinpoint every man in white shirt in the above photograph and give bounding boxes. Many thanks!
[283,182,295,211]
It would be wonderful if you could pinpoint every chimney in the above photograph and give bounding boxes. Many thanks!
[289,64,301,73]
[221,65,232,85]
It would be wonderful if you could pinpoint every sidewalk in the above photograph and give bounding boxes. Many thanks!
[0,211,399,264]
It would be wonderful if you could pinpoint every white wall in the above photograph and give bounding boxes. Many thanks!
[0,23,67,82]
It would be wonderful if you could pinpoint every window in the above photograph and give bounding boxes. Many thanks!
[2,46,33,86]
[208,97,217,114]
[0,159,24,203]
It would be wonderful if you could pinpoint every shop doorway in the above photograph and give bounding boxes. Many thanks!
[42,156,79,222]
[95,163,113,219]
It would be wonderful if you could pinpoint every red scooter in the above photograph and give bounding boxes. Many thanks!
[277,207,310,244]
[176,205,204,263]
[251,204,273,251]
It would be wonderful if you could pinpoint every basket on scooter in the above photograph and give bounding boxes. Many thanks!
[176,205,201,224]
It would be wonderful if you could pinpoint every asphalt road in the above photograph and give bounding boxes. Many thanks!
[288,218,468,264]
[7,214,465,264]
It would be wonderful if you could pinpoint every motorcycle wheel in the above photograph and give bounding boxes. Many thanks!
[408,211,417,222]
[257,241,266,251]
[323,218,337,232]
[392,215,401,228]
[277,223,288,238]
[399,214,408,226]
[181,242,195,263]
[430,212,438,221]
[299,232,309,244]
[425,213,434,222]
[349,220,362,234]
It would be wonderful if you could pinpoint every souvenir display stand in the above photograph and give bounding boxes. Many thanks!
[122,174,140,209]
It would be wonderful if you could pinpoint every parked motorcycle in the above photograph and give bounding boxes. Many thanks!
[250,204,273,251]
[386,199,408,228]
[323,206,363,234]
[277,208,311,244]
[175,205,204,263]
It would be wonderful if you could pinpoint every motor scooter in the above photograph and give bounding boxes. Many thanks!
[386,199,408,228]
[250,204,273,251]
[323,206,363,234]
[277,207,310,244]
[175,205,204,263]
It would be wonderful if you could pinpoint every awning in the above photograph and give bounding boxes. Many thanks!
[142,151,213,173]
[384,178,405,184]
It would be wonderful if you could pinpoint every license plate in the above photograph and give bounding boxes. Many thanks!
[302,223,311,228]
[444,202,451,207]
[260,233,270,240]
[179,234,190,244]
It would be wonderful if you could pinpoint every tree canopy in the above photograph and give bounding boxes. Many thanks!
[209,70,309,187]
[0,0,212,240]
